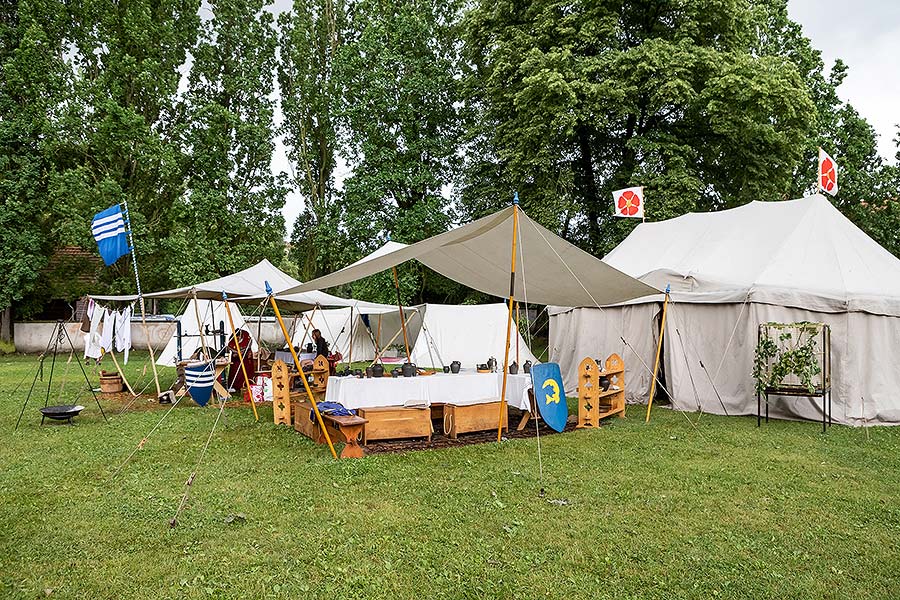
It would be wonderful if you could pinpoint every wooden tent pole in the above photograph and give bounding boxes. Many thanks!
[223,293,258,422]
[646,287,671,423]
[369,311,418,367]
[515,301,521,366]
[191,290,210,360]
[498,200,520,442]
[348,305,354,365]
[268,286,337,459]
[297,304,319,352]
[106,349,136,396]
[392,267,411,362]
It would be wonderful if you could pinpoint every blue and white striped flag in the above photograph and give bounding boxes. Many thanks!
[91,205,130,266]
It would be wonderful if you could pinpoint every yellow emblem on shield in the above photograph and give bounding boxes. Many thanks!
[542,378,561,405]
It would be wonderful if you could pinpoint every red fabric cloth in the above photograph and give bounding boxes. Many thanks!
[227,329,256,394]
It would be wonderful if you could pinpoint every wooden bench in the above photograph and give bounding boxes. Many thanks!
[291,399,368,458]
[357,406,432,445]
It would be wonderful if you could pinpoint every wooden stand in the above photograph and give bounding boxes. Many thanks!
[272,359,293,425]
[358,407,432,445]
[443,401,507,439]
[577,353,625,428]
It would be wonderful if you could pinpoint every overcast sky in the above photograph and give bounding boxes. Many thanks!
[277,1,900,231]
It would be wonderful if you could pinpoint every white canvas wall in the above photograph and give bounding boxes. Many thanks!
[549,304,659,402]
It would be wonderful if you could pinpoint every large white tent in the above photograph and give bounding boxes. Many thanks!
[157,299,258,366]
[550,194,900,425]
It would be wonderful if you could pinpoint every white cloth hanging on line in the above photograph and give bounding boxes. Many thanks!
[84,300,104,360]
[100,308,115,354]
[115,305,132,364]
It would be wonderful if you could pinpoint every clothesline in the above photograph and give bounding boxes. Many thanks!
[82,298,133,364]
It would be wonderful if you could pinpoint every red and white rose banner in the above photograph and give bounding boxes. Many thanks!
[818,148,838,196]
[612,186,644,218]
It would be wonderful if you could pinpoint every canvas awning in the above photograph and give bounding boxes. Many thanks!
[279,206,658,307]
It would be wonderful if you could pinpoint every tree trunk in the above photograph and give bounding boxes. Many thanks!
[575,124,602,252]
[0,305,12,345]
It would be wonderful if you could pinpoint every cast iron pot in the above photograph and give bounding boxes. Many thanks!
[372,364,385,378]
[523,360,532,374]
[450,360,461,374]
[401,362,417,378]
[442,365,450,373]
[599,375,611,391]
[509,361,518,375]
[365,366,373,378]
[392,368,402,377]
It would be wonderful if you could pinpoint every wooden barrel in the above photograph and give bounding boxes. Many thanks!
[99,371,123,394]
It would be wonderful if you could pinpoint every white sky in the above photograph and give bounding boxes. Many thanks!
[276,1,900,233]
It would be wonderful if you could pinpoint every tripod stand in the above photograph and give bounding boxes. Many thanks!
[14,320,108,430]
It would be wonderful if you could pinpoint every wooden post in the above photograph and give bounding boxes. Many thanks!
[348,305,354,365]
[515,301,521,366]
[223,294,258,422]
[392,267,411,362]
[192,291,210,361]
[268,287,338,459]
[369,311,418,367]
[107,349,136,396]
[498,200,520,442]
[646,288,670,423]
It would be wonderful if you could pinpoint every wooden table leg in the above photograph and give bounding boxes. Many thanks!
[516,411,531,431]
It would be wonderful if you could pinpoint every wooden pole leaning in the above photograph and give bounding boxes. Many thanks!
[392,267,412,362]
[498,200,520,442]
[267,284,337,459]
[106,349,136,396]
[646,286,671,423]
[223,293,258,422]
[369,310,418,368]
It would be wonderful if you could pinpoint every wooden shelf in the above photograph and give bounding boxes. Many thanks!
[577,353,625,428]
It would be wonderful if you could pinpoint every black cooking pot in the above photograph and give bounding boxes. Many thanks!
[443,365,450,373]
[509,361,518,375]
[450,360,461,374]
[372,364,385,378]
[365,366,373,378]
[599,375,611,391]
[401,362,417,378]
[523,360,532,374]
[392,367,402,377]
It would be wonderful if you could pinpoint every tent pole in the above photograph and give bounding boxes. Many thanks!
[348,305,353,365]
[223,293,258,422]
[498,199,520,442]
[297,304,319,353]
[515,301,520,366]
[256,295,268,373]
[646,287,671,423]
[369,311,417,367]
[392,267,411,362]
[267,285,337,459]
[192,290,210,361]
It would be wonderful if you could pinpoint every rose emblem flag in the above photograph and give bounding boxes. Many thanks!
[818,148,838,196]
[612,187,644,218]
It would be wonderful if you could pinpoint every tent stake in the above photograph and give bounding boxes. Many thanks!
[498,196,520,442]
[646,287,670,423]
[267,284,337,459]
[223,293,258,421]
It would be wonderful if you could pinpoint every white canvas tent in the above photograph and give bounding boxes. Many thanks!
[157,299,258,366]
[550,194,900,425]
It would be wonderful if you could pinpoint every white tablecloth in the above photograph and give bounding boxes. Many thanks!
[325,370,533,411]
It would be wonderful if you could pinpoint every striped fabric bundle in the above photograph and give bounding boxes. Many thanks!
[184,361,217,407]
[91,205,130,265]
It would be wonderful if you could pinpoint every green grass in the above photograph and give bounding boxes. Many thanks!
[1,351,899,599]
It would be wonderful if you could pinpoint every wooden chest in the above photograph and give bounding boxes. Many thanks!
[443,401,507,439]
[357,406,432,445]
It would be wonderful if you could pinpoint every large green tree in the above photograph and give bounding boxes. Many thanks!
[0,2,71,331]
[168,0,287,286]
[462,0,816,255]
[278,0,347,281]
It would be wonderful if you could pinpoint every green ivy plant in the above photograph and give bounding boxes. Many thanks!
[753,322,823,395]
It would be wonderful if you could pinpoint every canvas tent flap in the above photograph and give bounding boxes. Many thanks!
[280,207,659,307]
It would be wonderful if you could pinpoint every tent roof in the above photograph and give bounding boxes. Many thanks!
[91,259,373,310]
[603,194,900,316]
[280,206,658,307]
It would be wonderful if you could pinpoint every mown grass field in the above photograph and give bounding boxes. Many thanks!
[1,351,899,599]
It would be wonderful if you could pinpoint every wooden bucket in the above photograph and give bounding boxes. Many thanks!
[99,371,123,394]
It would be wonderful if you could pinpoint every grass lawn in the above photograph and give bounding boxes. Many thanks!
[1,351,899,599]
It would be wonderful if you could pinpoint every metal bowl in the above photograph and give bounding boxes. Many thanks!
[40,404,85,421]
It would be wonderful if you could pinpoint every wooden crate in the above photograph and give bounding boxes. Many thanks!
[357,407,432,445]
[443,401,507,439]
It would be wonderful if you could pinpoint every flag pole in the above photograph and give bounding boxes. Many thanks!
[267,282,338,459]
[121,199,162,399]
[497,193,520,442]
